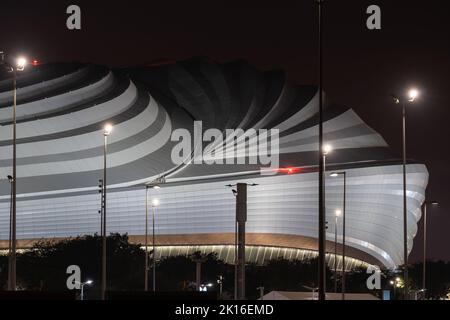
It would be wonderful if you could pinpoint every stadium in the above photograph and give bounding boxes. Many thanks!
[0,58,428,271]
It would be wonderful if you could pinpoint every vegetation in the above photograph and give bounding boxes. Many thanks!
[0,234,449,299]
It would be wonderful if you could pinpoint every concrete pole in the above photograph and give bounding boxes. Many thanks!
[236,183,247,300]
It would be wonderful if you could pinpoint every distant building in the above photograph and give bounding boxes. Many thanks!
[0,59,428,270]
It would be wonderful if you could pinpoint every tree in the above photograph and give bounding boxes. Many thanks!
[11,233,144,296]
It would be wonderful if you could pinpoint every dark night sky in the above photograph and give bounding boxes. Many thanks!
[1,0,449,262]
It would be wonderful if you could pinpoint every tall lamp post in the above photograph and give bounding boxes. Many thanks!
[392,88,418,299]
[334,209,342,293]
[390,277,402,299]
[151,198,159,292]
[330,171,346,300]
[144,187,149,291]
[77,280,93,301]
[422,200,438,296]
[218,275,224,299]
[321,144,332,294]
[226,183,257,300]
[144,185,160,291]
[101,123,113,300]
[1,53,27,291]
[316,0,326,301]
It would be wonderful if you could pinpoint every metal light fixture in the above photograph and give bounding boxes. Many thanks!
[334,208,342,293]
[144,179,164,292]
[323,144,332,155]
[101,123,113,300]
[330,171,347,300]
[391,88,420,299]
[16,57,27,71]
[408,89,419,102]
[78,280,93,300]
[104,123,113,136]
[1,52,28,291]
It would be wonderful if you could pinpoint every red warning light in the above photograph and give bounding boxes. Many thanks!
[277,167,300,174]
[31,59,39,66]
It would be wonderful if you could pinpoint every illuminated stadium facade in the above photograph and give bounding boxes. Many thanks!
[0,59,428,270]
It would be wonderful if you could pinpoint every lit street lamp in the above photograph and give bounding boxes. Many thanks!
[199,283,213,292]
[321,143,332,294]
[334,209,342,293]
[217,275,224,298]
[392,88,419,299]
[422,200,438,296]
[391,277,403,299]
[1,53,27,291]
[151,198,159,292]
[390,280,396,298]
[101,123,113,300]
[144,178,164,291]
[330,171,346,300]
[76,280,93,300]
[322,145,332,177]
[316,0,326,301]
[144,184,160,291]
[323,144,332,156]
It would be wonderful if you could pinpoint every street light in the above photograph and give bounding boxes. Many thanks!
[390,277,403,300]
[104,123,113,136]
[144,184,160,292]
[330,171,346,300]
[217,275,224,299]
[101,123,113,300]
[16,57,27,71]
[1,53,27,291]
[151,198,159,292]
[226,183,258,300]
[316,0,326,301]
[76,280,93,300]
[302,285,319,300]
[334,209,342,293]
[323,144,332,156]
[408,89,418,102]
[422,200,438,297]
[144,178,165,291]
[322,144,332,176]
[392,89,419,299]
[320,143,332,295]
[199,283,213,292]
[227,186,238,300]
[390,278,401,299]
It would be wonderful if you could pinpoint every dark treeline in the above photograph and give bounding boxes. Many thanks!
[0,234,448,299]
